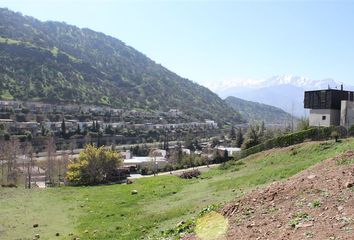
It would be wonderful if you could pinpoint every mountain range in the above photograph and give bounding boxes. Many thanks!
[210,75,352,117]
[225,96,294,125]
[0,8,242,124]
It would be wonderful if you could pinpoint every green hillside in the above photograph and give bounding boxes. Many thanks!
[225,96,294,124]
[1,139,352,239]
[0,8,242,124]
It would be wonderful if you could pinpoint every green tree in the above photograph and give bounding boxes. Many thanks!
[66,144,124,185]
[229,126,236,140]
[76,124,81,135]
[211,137,219,148]
[61,119,66,138]
[259,121,266,140]
[223,150,229,161]
[297,117,309,131]
[235,128,243,147]
[242,124,261,149]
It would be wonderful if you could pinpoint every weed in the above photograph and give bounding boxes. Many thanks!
[304,231,315,238]
[198,204,222,217]
[266,206,278,213]
[311,200,321,208]
[161,219,195,238]
[289,212,311,228]
[336,156,354,165]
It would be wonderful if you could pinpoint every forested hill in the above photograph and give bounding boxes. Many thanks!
[0,8,242,124]
[225,96,294,124]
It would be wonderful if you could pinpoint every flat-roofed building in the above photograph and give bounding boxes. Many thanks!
[304,86,354,127]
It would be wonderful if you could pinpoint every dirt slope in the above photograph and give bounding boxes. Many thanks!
[221,151,354,240]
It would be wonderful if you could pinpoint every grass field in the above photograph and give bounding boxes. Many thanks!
[1,139,354,240]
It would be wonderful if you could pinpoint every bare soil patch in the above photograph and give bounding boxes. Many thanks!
[221,151,354,240]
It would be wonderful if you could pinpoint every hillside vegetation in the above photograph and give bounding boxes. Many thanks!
[1,139,353,239]
[0,8,242,124]
[225,96,294,124]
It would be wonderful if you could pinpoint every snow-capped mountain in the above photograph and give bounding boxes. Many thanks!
[208,75,352,117]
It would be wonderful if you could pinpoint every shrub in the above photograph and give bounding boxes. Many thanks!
[179,169,201,179]
[349,125,354,136]
[66,144,124,185]
[331,131,339,142]
[234,127,336,160]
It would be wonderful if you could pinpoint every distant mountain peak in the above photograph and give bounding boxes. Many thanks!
[211,75,351,117]
[225,96,295,124]
[207,75,342,92]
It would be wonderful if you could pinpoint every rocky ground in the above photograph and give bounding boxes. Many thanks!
[185,150,354,240]
[221,150,354,240]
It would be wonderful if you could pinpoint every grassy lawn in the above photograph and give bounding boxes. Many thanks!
[1,139,353,240]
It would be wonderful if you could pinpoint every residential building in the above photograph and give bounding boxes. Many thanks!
[304,86,354,128]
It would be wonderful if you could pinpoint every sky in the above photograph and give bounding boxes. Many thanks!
[1,0,354,88]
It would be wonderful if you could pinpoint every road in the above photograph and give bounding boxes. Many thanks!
[128,163,221,179]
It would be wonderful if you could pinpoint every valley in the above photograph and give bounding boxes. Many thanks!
[1,139,352,239]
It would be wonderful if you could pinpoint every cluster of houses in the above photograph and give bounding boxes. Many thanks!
[119,145,241,171]
[0,100,218,136]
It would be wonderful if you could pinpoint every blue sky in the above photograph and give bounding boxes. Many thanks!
[1,0,354,87]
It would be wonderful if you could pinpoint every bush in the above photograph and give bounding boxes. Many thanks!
[66,144,124,185]
[234,127,337,160]
[348,125,354,136]
[179,169,201,179]
[331,131,339,142]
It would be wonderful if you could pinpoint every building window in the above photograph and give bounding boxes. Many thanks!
[322,116,326,120]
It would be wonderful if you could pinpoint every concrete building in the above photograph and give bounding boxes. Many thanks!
[121,149,167,169]
[217,147,241,156]
[304,87,354,127]
[340,100,354,128]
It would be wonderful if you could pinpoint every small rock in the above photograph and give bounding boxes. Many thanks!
[337,206,344,212]
[33,223,39,228]
[84,230,89,233]
[296,222,313,229]
[55,233,60,236]
[93,230,98,234]
[345,182,354,188]
[246,222,255,228]
[34,234,40,239]
[178,221,185,226]
[307,175,316,180]
[131,190,138,195]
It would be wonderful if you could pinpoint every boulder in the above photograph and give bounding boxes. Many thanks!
[345,181,354,188]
